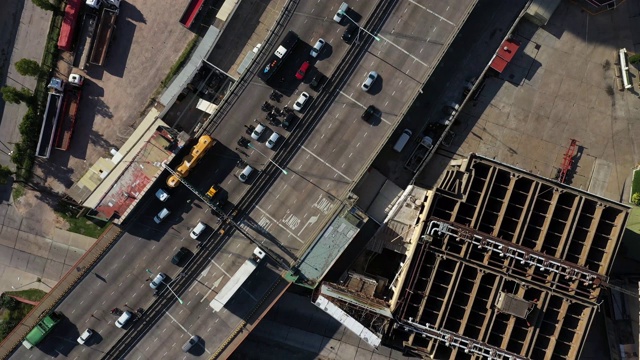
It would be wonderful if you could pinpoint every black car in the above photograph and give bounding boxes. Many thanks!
[310,73,327,91]
[342,23,358,43]
[282,113,298,131]
[172,247,189,265]
[361,105,378,123]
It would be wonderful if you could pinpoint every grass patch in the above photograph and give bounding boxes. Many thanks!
[12,184,26,201]
[632,169,640,195]
[160,35,198,88]
[5,289,47,302]
[56,210,110,238]
[0,290,46,341]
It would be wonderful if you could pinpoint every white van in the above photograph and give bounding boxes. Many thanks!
[115,311,132,328]
[393,129,412,152]
[154,208,170,224]
[190,222,206,239]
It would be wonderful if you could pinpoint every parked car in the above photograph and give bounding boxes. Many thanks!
[172,247,189,265]
[266,132,281,149]
[310,73,327,91]
[333,2,349,23]
[154,208,170,224]
[155,189,169,202]
[296,61,310,80]
[361,71,378,91]
[190,222,206,239]
[251,123,266,140]
[150,272,166,289]
[310,38,325,58]
[293,92,310,111]
[238,165,254,183]
[342,23,358,43]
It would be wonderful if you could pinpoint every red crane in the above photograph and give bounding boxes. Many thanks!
[558,139,578,183]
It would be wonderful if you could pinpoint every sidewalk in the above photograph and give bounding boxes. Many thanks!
[0,0,51,170]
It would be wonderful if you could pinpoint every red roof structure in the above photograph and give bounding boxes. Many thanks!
[490,38,521,73]
[58,0,82,51]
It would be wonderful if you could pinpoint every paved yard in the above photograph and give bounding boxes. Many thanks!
[422,0,640,204]
[42,0,195,193]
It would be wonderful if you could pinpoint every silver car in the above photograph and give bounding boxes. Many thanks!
[310,38,325,58]
[266,132,281,149]
[150,272,166,289]
[361,71,378,91]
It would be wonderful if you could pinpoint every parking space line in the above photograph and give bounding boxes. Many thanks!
[338,91,392,125]
[408,0,456,26]
[254,205,305,243]
[300,146,353,181]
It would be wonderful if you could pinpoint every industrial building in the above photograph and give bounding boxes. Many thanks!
[316,154,629,359]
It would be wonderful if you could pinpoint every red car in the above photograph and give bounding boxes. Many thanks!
[296,61,310,80]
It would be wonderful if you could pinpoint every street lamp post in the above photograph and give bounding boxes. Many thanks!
[146,269,184,304]
[339,10,381,42]
[247,143,288,175]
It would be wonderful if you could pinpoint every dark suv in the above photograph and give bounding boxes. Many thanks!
[342,23,358,43]
[361,105,378,123]
[171,247,189,265]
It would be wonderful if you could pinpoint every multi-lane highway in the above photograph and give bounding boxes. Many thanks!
[9,0,478,358]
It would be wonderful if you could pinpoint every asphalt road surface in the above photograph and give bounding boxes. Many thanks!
[8,0,478,358]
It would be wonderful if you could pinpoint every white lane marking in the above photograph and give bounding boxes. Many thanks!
[378,34,430,68]
[212,261,231,278]
[408,0,455,26]
[188,265,211,291]
[255,206,305,243]
[339,91,391,125]
[165,311,191,334]
[201,276,224,303]
[300,146,352,181]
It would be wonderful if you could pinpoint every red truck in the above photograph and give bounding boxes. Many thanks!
[54,74,84,151]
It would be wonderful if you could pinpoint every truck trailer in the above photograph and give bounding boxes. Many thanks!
[22,312,63,349]
[89,7,118,66]
[54,74,84,151]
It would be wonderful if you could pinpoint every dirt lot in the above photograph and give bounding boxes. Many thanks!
[41,0,194,193]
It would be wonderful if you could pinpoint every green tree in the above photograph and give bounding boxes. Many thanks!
[1,86,34,105]
[0,165,13,185]
[14,59,42,78]
[1,86,24,104]
[31,0,57,12]
[632,192,640,205]
[629,53,640,65]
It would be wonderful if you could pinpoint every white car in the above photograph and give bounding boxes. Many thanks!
[266,132,281,149]
[310,38,325,58]
[77,329,93,344]
[115,311,132,328]
[251,123,266,140]
[238,165,254,183]
[361,71,378,91]
[333,2,348,22]
[150,272,166,289]
[293,92,310,111]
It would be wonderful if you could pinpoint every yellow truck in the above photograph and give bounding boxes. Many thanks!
[167,135,215,188]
